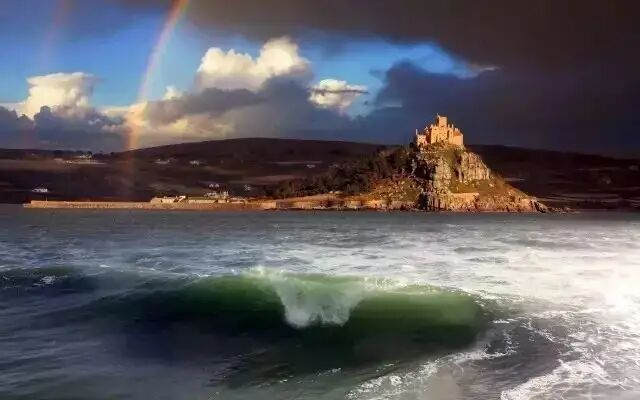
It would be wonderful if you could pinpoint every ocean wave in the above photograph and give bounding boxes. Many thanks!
[117,270,487,377]
[100,268,488,336]
[9,266,486,333]
[0,266,81,291]
[2,266,490,382]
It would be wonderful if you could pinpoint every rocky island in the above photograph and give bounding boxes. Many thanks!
[409,115,547,212]
[259,115,549,212]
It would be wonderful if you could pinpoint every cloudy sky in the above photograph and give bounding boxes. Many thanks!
[0,0,638,155]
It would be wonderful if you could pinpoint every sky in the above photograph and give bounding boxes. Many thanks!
[0,0,638,155]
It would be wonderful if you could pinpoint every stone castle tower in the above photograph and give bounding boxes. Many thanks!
[414,115,464,149]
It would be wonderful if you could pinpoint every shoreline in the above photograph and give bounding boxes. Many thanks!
[16,200,640,213]
[22,199,552,213]
[22,199,416,212]
[23,200,274,211]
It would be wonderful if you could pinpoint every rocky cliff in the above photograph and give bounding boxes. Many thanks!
[255,134,550,212]
[373,143,548,212]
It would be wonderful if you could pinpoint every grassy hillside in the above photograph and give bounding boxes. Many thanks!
[0,138,386,203]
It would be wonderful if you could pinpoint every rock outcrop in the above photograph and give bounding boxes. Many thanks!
[409,143,546,211]
[266,115,550,213]
[456,152,491,182]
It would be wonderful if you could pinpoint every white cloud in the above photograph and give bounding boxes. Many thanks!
[195,37,311,91]
[309,79,367,112]
[162,85,183,100]
[1,38,369,150]
[23,72,98,117]
[0,101,23,113]
[121,38,373,147]
[0,72,126,150]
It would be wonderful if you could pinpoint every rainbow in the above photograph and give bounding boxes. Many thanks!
[127,0,190,150]
[39,0,71,69]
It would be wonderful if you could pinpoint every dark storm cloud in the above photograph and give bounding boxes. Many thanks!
[214,78,356,140]
[0,107,31,131]
[0,106,125,151]
[120,77,359,147]
[142,88,262,125]
[223,78,413,146]
[310,87,368,96]
[104,0,640,154]
[34,106,125,151]
[0,107,33,148]
[365,61,640,154]
[8,1,638,153]
[112,0,639,70]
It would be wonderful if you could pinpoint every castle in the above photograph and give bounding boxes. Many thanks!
[414,115,464,149]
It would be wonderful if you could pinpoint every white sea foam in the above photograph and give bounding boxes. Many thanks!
[245,267,366,327]
[500,360,611,400]
[337,216,640,398]
[39,275,56,285]
[246,267,411,328]
[347,341,516,400]
[271,277,365,328]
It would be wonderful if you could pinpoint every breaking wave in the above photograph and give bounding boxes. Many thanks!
[2,266,486,329]
[1,266,489,377]
[101,268,489,342]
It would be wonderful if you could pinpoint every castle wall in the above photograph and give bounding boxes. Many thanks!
[451,134,463,147]
[414,116,464,149]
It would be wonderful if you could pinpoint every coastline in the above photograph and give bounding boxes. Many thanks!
[22,199,550,212]
[23,199,415,212]
[17,201,639,213]
[23,200,274,211]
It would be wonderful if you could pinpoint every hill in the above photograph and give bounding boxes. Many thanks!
[470,145,640,210]
[266,142,547,211]
[0,138,386,203]
[1,138,639,210]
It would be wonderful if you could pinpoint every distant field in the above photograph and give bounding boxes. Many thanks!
[0,159,81,171]
[470,145,640,210]
[0,138,385,203]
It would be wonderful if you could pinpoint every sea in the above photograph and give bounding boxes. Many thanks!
[1,206,639,400]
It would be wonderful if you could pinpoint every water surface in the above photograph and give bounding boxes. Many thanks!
[1,206,639,399]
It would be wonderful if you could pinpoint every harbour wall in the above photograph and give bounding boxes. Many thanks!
[24,199,416,211]
[24,200,276,211]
